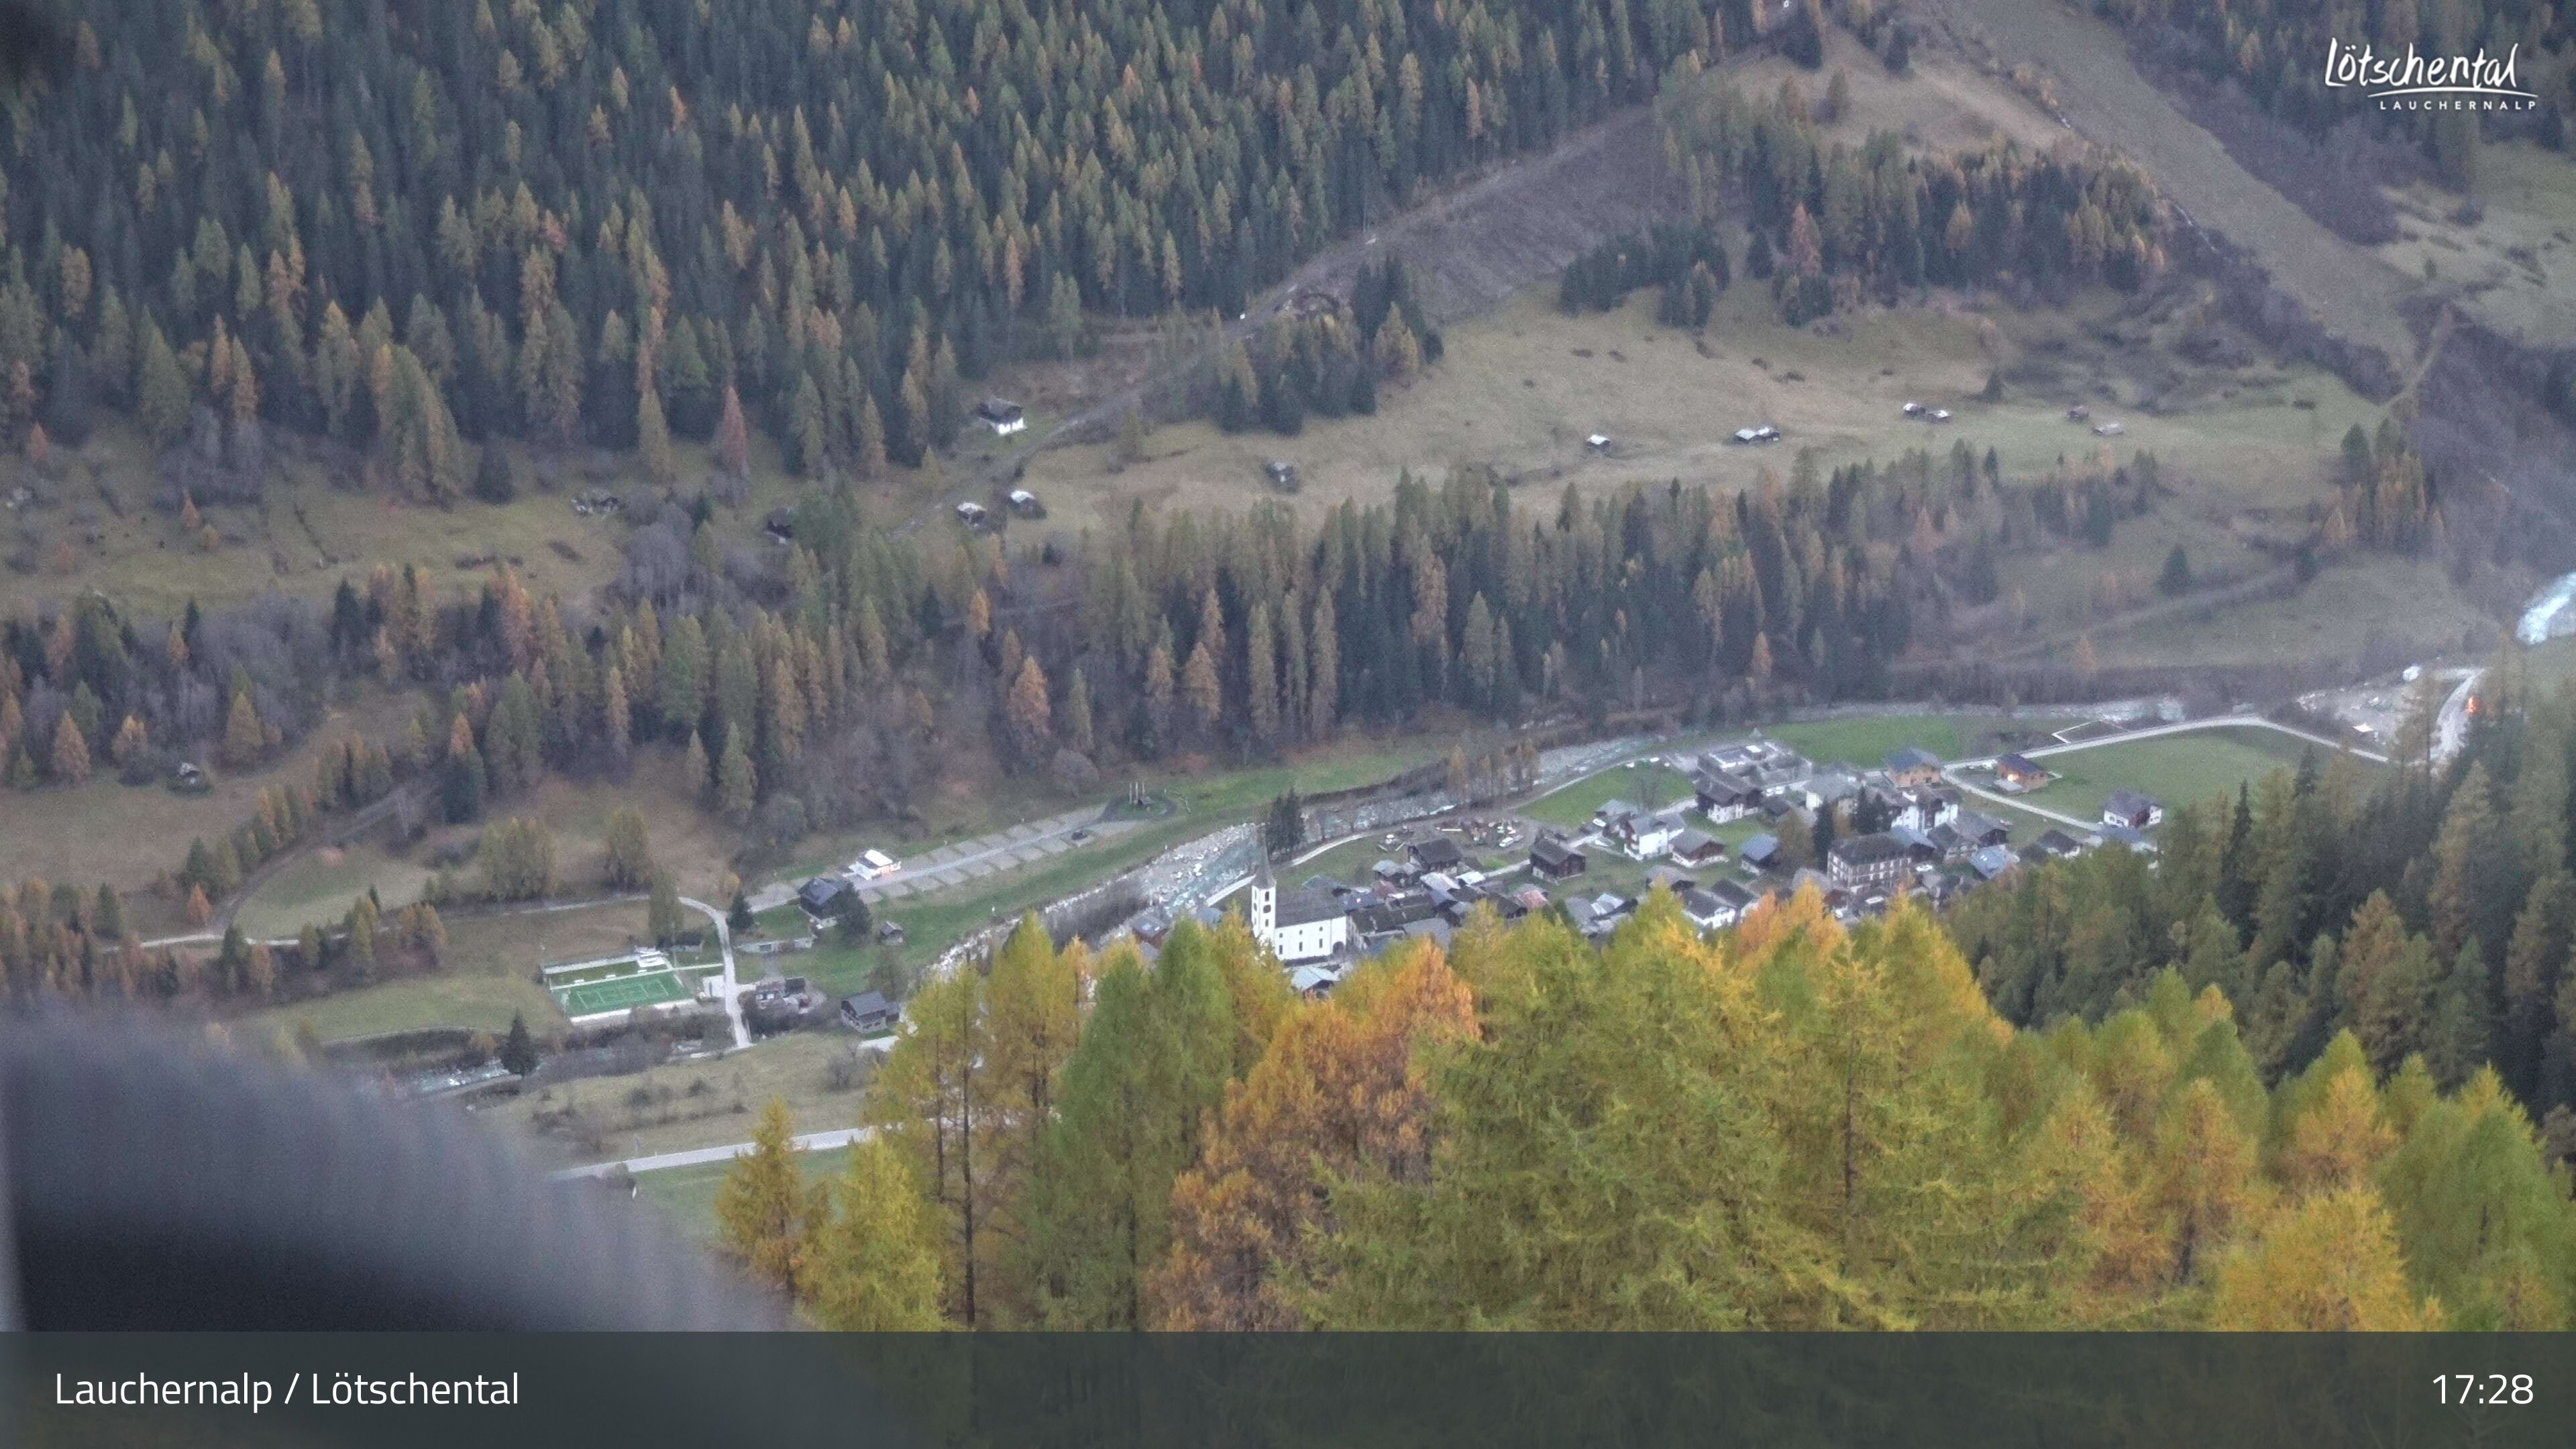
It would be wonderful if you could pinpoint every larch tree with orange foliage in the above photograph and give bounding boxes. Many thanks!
[1152,940,1477,1330]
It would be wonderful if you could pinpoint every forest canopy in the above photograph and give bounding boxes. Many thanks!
[734,894,2576,1331]
[0,0,1790,479]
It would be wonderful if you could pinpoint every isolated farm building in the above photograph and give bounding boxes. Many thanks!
[1529,831,1590,881]
[2067,405,2090,421]
[1993,754,2051,791]
[953,500,989,526]
[974,397,1027,435]
[1882,748,1943,788]
[1586,433,1611,451]
[1902,401,1924,417]
[2100,790,2165,830]
[1695,769,1764,822]
[2092,422,2125,437]
[798,877,855,920]
[840,991,900,1034]
[763,508,797,541]
[1827,833,1912,889]
[1408,835,1467,873]
[1265,460,1300,490]
[1668,828,1728,868]
[1007,488,1045,517]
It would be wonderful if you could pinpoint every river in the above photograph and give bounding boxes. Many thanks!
[2518,572,2576,645]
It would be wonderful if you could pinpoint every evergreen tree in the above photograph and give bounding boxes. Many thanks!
[499,1012,539,1079]
[798,1138,947,1330]
[716,1098,820,1296]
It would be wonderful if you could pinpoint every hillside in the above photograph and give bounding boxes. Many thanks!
[0,0,1745,490]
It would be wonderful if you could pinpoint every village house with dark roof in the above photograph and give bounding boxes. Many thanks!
[1530,830,1589,881]
[2101,790,2165,830]
[1994,754,2052,791]
[1827,832,1913,889]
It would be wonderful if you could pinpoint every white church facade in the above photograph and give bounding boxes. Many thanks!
[1247,862,1349,963]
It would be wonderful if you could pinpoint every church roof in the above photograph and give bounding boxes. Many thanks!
[1273,888,1346,928]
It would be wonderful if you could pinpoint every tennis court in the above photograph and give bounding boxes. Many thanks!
[556,969,694,1018]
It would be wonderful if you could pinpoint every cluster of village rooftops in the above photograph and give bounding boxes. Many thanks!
[1112,737,2165,1001]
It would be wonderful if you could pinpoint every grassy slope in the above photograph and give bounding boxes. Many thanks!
[1947,0,2418,363]
[239,898,650,1041]
[633,1147,852,1244]
[1764,712,2080,768]
[484,1029,868,1168]
[2095,557,2494,671]
[2380,143,2576,349]
[1,427,857,620]
[0,686,423,935]
[235,766,746,938]
[1521,762,1697,830]
[2021,726,2343,822]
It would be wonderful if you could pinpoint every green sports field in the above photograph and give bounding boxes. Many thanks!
[557,969,696,1018]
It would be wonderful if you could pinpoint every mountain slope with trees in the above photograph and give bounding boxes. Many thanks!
[735,897,2576,1330]
[0,0,1788,480]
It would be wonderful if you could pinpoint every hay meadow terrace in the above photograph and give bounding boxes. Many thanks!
[1008,278,2478,669]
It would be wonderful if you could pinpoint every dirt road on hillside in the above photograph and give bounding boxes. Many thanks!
[924,105,1680,530]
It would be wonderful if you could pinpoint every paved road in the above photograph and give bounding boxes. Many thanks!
[1940,713,2389,832]
[744,806,1122,914]
[1946,713,2386,769]
[1944,773,2104,833]
[549,1126,871,1181]
[2436,669,2483,763]
[679,895,749,1051]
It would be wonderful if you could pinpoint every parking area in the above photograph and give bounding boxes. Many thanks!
[2298,676,2417,749]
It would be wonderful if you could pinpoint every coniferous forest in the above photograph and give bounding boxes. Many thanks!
[1953,651,2576,1151]
[0,0,1756,482]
